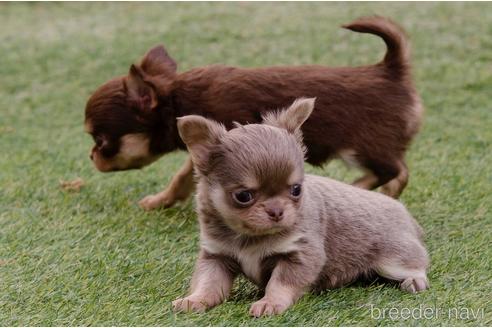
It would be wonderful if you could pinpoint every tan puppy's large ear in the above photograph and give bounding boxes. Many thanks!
[263,98,315,133]
[126,64,159,111]
[177,115,226,172]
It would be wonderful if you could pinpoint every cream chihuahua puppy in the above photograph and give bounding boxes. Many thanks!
[173,98,429,317]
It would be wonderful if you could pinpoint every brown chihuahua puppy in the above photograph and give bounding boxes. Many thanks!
[172,98,429,317]
[84,16,423,209]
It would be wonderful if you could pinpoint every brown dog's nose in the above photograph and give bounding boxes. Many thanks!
[89,153,94,161]
[266,207,284,222]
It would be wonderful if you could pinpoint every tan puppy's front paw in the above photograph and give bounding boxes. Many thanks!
[400,277,429,293]
[172,296,209,313]
[249,298,289,317]
[138,192,175,210]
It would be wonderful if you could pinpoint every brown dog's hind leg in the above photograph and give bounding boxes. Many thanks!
[352,171,380,190]
[352,158,407,198]
[380,160,408,198]
[139,156,195,210]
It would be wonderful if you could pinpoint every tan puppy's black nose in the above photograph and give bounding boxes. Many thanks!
[266,207,284,222]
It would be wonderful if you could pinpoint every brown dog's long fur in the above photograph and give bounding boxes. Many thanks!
[85,16,423,207]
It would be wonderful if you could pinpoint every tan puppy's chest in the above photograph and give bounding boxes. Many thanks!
[201,232,303,284]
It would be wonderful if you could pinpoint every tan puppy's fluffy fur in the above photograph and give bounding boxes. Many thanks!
[174,99,429,317]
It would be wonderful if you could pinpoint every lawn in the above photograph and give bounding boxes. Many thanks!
[0,2,491,326]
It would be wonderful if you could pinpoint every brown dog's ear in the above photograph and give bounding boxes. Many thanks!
[263,98,315,133]
[125,45,177,111]
[177,115,226,172]
[140,45,177,76]
[126,64,159,111]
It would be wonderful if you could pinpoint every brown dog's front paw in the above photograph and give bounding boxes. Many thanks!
[139,192,174,210]
[249,298,289,317]
[172,296,209,313]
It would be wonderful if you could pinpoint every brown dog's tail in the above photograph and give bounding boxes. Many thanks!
[343,16,410,73]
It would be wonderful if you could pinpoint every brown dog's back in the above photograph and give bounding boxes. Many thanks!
[85,16,422,201]
[170,17,422,197]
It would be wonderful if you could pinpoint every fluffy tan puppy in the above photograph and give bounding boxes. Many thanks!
[173,98,429,317]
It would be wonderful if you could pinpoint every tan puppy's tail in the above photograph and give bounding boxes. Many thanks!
[343,16,410,74]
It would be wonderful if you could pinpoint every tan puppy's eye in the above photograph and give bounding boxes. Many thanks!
[232,190,255,206]
[290,184,302,198]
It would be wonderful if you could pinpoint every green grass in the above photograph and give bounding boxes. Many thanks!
[1,2,491,326]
